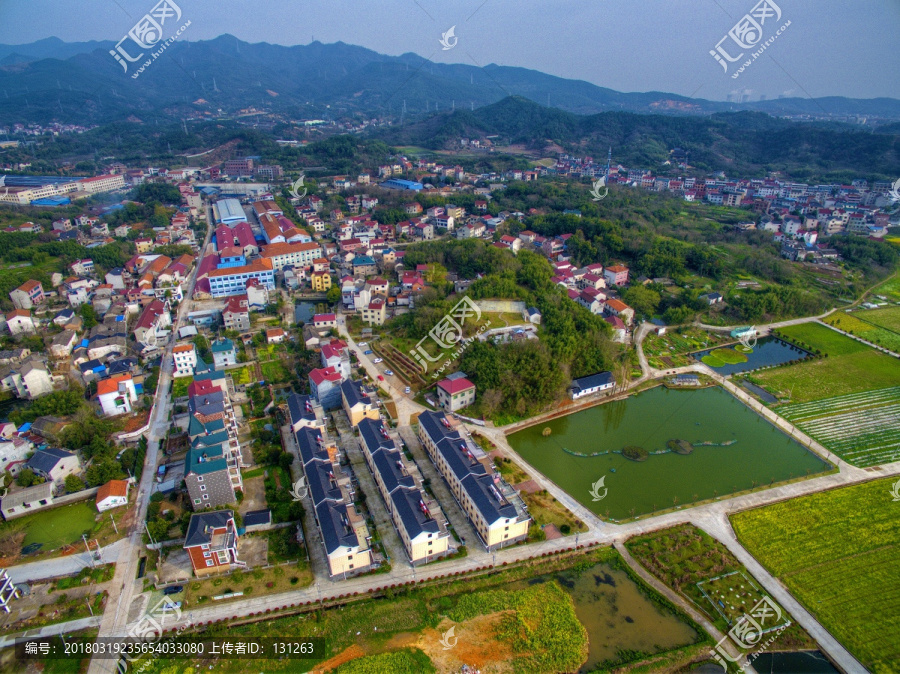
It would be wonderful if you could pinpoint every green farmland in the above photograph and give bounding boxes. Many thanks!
[748,323,900,402]
[731,477,900,672]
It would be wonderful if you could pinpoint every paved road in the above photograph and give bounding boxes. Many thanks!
[695,307,838,334]
[4,540,127,584]
[0,615,102,650]
[87,213,214,674]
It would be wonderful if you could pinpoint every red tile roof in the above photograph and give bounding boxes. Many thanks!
[309,366,342,385]
[437,377,475,394]
[96,479,129,503]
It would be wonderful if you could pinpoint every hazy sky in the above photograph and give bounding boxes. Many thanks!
[1,0,898,102]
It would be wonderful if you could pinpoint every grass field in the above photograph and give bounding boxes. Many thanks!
[779,386,900,466]
[170,376,192,398]
[0,500,98,553]
[824,311,900,352]
[121,548,703,674]
[260,360,291,383]
[854,306,900,332]
[749,324,900,402]
[626,524,813,652]
[731,477,900,672]
[778,323,866,356]
[871,276,900,303]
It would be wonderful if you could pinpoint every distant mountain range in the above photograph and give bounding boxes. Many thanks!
[1,35,899,126]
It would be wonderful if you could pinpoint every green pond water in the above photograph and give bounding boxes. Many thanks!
[508,386,830,520]
[0,500,98,552]
[513,562,699,672]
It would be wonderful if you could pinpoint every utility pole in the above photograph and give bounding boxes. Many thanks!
[82,534,94,568]
[110,513,118,535]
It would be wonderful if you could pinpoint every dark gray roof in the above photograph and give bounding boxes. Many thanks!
[79,359,107,374]
[371,447,415,495]
[463,473,518,524]
[107,358,138,376]
[2,482,53,510]
[26,447,76,475]
[571,371,614,393]
[391,487,440,539]
[184,510,234,547]
[418,411,516,526]
[418,412,486,484]
[340,379,370,408]
[357,417,393,454]
[189,393,225,417]
[315,501,359,554]
[243,509,271,527]
[296,426,330,465]
[306,459,342,506]
[287,393,316,426]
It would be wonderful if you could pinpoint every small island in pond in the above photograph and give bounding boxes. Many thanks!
[667,439,694,455]
[622,446,649,462]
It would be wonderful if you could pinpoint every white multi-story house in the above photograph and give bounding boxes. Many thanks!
[97,374,139,416]
[0,359,53,399]
[173,343,198,377]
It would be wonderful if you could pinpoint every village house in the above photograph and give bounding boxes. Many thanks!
[183,510,242,576]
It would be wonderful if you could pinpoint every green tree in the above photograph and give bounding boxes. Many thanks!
[64,474,85,493]
[15,468,37,487]
[325,285,341,305]
[79,303,99,329]
[621,285,661,318]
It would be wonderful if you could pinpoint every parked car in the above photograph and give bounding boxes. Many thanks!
[358,342,368,347]
[364,350,373,355]
[377,375,385,381]
[373,357,383,363]
[163,585,183,595]
[404,386,411,394]
[161,600,182,610]
[384,370,394,376]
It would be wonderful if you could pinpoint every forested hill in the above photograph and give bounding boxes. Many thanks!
[1,36,899,126]
[373,97,900,182]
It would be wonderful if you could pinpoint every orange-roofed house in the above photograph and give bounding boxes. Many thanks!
[9,280,45,310]
[603,298,634,326]
[96,479,130,512]
[266,328,287,344]
[144,255,172,277]
[603,265,629,287]
[97,374,138,416]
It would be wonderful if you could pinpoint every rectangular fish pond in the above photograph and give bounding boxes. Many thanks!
[692,336,813,376]
[507,386,830,520]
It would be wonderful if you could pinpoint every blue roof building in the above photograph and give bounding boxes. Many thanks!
[380,179,424,191]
